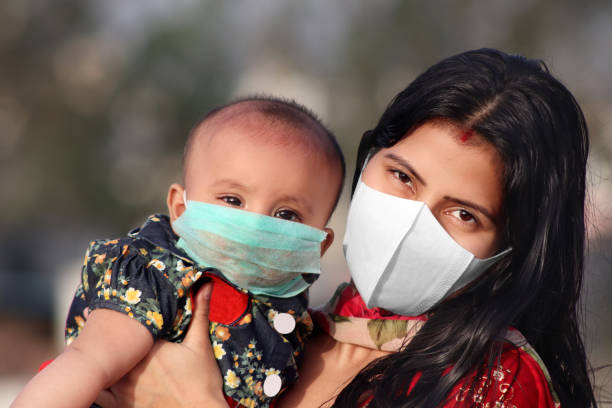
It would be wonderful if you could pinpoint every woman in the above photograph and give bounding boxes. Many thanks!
[99,48,597,407]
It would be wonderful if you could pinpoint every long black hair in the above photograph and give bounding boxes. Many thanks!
[333,49,596,407]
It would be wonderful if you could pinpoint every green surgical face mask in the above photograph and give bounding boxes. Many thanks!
[172,197,327,298]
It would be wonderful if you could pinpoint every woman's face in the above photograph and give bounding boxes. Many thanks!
[361,120,505,259]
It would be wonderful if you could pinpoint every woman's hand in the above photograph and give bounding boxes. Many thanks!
[95,283,228,408]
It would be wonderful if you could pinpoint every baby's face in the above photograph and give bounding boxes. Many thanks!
[178,121,341,231]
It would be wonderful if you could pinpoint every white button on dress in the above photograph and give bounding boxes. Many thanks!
[272,313,296,334]
[263,373,282,397]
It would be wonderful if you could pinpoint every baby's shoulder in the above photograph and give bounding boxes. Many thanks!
[85,235,134,255]
[85,214,176,259]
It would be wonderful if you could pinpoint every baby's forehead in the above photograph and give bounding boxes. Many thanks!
[190,108,331,162]
[183,100,344,206]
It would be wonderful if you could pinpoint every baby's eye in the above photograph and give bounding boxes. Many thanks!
[274,209,301,222]
[450,209,476,224]
[220,196,242,207]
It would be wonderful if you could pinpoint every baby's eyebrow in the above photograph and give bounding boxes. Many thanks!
[277,195,314,216]
[211,179,249,191]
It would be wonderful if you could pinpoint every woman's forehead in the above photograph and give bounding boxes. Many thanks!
[372,122,504,210]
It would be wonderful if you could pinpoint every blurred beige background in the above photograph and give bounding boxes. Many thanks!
[1,0,611,405]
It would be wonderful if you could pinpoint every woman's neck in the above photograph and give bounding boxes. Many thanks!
[324,332,390,367]
[276,331,390,408]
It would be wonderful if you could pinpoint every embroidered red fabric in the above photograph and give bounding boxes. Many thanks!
[324,284,559,407]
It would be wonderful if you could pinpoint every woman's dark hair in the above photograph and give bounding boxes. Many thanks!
[334,49,596,407]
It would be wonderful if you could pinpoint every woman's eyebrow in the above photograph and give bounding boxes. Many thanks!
[444,196,495,221]
[384,153,427,185]
[384,153,496,221]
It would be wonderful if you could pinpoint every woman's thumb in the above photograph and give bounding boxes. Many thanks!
[183,282,214,351]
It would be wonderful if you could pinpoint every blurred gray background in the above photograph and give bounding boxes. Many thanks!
[1,0,611,405]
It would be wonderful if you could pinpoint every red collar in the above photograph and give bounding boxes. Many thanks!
[332,282,425,321]
[312,283,425,351]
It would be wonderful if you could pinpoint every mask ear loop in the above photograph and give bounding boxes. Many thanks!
[357,152,373,183]
[183,190,188,209]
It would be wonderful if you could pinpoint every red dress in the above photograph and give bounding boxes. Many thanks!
[312,283,561,407]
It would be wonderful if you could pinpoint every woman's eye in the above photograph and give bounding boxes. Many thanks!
[391,170,414,188]
[274,209,301,222]
[450,209,476,224]
[221,196,242,207]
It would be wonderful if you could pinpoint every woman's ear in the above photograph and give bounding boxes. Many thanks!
[320,228,335,256]
[167,183,186,222]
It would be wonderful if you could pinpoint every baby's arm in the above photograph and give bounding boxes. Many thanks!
[11,308,154,408]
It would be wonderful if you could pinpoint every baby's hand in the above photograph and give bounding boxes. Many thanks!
[96,283,228,408]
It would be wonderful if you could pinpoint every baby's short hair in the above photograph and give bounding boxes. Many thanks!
[183,96,346,210]
[184,96,344,173]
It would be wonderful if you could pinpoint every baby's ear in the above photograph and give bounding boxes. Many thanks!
[320,228,335,256]
[167,183,186,222]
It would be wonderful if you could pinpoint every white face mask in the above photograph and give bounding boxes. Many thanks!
[343,180,511,316]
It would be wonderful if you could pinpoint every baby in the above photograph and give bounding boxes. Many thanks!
[12,97,345,408]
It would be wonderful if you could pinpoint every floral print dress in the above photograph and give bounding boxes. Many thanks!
[65,215,313,408]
